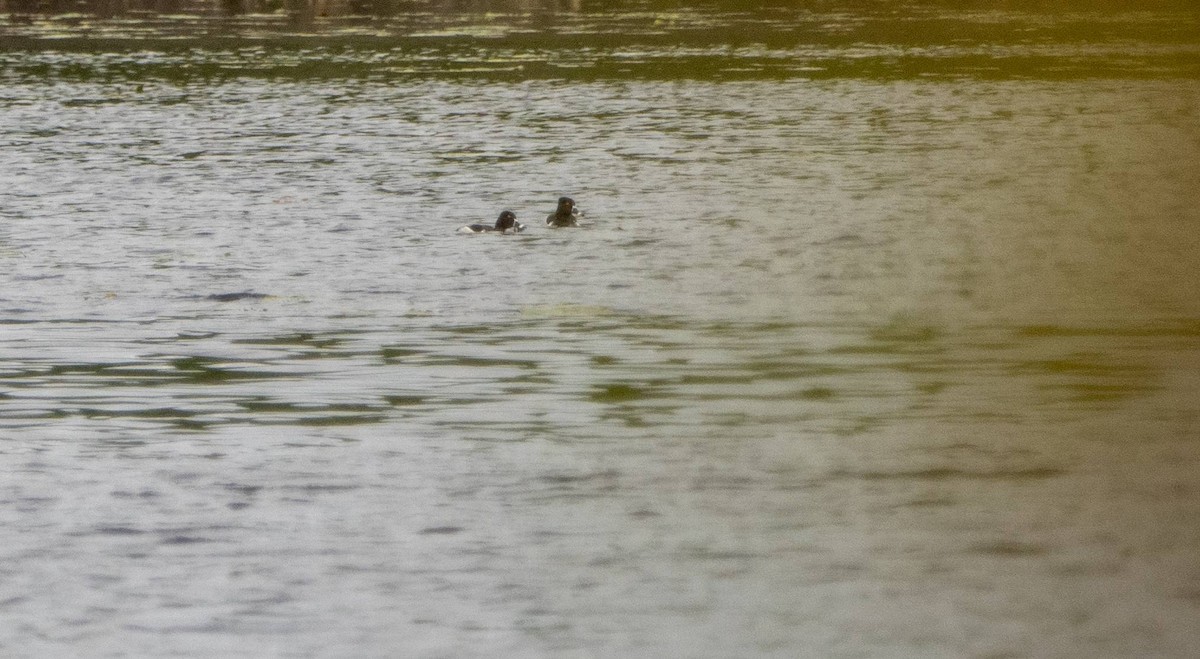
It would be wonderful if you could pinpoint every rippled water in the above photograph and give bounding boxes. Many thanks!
[3,3,1200,657]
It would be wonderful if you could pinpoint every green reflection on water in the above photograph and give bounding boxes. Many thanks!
[0,316,1192,440]
[3,2,1198,81]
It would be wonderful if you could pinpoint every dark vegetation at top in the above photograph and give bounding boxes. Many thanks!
[4,0,1198,21]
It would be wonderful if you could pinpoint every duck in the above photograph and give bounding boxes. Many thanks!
[458,210,525,234]
[546,197,583,227]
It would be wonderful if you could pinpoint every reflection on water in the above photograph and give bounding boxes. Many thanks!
[0,314,1190,436]
[3,312,1198,654]
[2,2,1200,656]
[4,1,1200,81]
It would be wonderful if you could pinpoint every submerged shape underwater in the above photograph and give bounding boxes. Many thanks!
[1,1,1200,656]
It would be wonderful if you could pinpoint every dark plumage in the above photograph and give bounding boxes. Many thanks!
[545,197,582,227]
[458,210,524,234]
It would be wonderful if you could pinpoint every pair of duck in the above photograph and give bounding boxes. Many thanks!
[457,197,582,234]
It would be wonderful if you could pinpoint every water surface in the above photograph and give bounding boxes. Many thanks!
[2,3,1200,657]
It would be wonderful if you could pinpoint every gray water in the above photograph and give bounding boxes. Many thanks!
[3,3,1200,657]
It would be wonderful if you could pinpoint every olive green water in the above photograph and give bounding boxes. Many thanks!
[2,2,1200,656]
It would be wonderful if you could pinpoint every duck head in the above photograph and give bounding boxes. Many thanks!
[495,210,519,231]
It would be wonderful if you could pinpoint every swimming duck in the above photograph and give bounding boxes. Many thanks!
[458,210,525,234]
[545,197,583,227]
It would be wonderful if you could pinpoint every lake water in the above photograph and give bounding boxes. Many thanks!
[2,2,1200,656]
